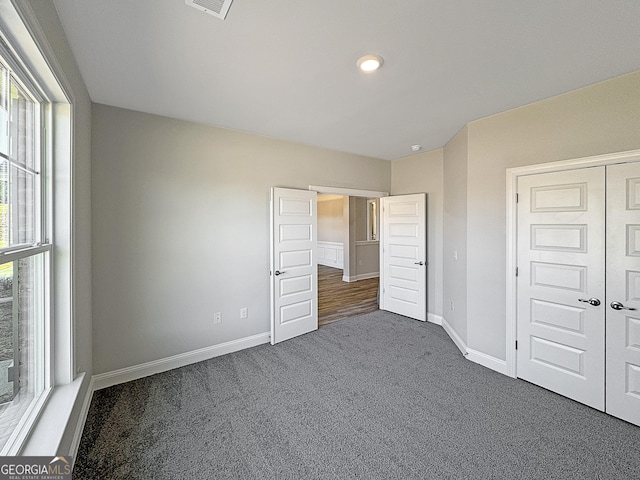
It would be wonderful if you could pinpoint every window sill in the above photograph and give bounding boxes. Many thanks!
[20,373,87,456]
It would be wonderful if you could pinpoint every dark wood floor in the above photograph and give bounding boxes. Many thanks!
[318,265,379,326]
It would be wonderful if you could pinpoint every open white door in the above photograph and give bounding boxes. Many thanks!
[270,187,318,345]
[380,194,427,321]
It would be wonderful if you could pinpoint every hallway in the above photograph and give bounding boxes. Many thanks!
[318,265,379,326]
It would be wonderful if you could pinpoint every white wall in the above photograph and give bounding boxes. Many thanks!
[391,149,444,320]
[92,104,391,374]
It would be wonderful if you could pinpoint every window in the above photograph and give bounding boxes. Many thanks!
[0,48,50,454]
[367,198,378,241]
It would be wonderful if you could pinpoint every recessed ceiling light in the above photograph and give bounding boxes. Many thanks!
[411,145,422,152]
[357,54,383,73]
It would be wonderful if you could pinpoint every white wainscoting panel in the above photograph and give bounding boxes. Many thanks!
[317,241,344,268]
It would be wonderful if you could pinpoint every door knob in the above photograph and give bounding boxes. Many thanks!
[414,261,425,266]
[578,298,601,307]
[610,301,636,311]
[274,270,286,276]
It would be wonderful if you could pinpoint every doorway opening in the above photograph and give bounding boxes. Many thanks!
[270,185,427,343]
[317,194,380,326]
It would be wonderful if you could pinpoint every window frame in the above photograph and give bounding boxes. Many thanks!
[0,0,81,456]
[0,28,54,457]
[0,61,45,252]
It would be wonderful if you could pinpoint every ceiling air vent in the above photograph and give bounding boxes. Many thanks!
[185,0,234,20]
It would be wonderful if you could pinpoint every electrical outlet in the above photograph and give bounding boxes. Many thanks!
[450,301,455,312]
[240,307,248,319]
[214,312,222,324]
[453,250,458,261]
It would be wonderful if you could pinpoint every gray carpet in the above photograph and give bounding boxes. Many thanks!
[74,311,640,479]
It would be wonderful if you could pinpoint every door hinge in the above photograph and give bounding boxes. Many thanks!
[515,267,518,277]
[515,340,518,350]
[516,193,519,203]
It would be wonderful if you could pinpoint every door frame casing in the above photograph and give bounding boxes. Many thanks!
[505,148,640,378]
[308,185,389,199]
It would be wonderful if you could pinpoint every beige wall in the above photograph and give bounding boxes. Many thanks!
[391,71,640,363]
[354,197,367,241]
[318,197,344,243]
[442,128,468,343]
[92,104,391,374]
[88,57,640,378]
[466,71,640,360]
[352,197,379,278]
[355,242,379,277]
[391,148,444,320]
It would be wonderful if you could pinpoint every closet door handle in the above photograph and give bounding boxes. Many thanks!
[578,298,601,307]
[274,270,286,276]
[414,261,424,266]
[610,301,636,311]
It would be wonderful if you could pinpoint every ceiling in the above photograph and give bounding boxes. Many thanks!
[52,0,640,161]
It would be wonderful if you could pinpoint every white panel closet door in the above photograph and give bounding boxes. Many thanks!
[270,187,318,345]
[606,162,640,426]
[380,194,426,321]
[517,167,606,410]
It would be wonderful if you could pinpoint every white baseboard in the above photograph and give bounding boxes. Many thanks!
[69,375,94,464]
[441,317,467,355]
[318,259,343,268]
[355,272,379,281]
[439,317,508,376]
[342,272,379,282]
[93,332,270,390]
[466,348,509,376]
[427,313,443,325]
